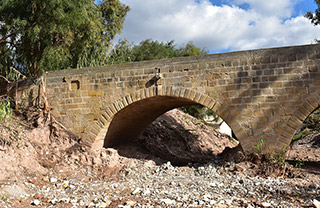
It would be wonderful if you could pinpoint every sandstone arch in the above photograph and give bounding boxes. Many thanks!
[278,91,320,151]
[90,86,248,152]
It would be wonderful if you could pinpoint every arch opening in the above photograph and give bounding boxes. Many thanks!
[284,91,320,173]
[104,96,199,147]
[288,106,320,170]
[103,95,241,165]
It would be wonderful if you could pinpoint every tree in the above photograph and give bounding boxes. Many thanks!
[0,0,129,76]
[178,42,208,57]
[131,39,180,61]
[306,0,320,25]
[108,39,208,64]
[107,39,134,64]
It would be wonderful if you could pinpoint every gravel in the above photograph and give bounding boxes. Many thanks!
[0,158,319,208]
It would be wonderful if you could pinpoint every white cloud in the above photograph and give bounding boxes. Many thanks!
[230,0,294,18]
[116,0,320,52]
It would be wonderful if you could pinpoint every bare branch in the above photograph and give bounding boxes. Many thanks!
[10,67,27,79]
[0,75,10,83]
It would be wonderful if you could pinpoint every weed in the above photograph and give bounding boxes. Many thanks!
[0,98,12,121]
[255,137,264,153]
[1,193,7,202]
[275,147,286,167]
[268,146,287,167]
[295,160,304,168]
[0,97,21,146]
[292,128,310,143]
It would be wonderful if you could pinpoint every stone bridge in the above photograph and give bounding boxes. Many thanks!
[8,44,320,154]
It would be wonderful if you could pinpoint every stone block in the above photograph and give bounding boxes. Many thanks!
[88,90,104,96]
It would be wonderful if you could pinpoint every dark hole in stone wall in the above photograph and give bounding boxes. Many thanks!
[71,80,80,90]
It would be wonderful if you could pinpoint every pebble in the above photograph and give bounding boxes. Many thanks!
[125,200,136,206]
[42,177,49,182]
[50,198,58,204]
[161,198,175,205]
[313,199,320,208]
[31,199,40,206]
[131,187,141,195]
[50,178,58,183]
[261,202,272,207]
[98,202,108,208]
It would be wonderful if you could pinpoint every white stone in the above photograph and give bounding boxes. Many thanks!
[161,198,175,205]
[31,199,41,205]
[131,187,141,195]
[210,200,217,205]
[60,197,70,203]
[97,202,108,208]
[143,188,151,195]
[70,198,78,204]
[87,202,95,207]
[125,200,136,206]
[203,194,211,201]
[50,178,58,183]
[261,202,272,208]
[50,198,58,204]
[313,199,320,208]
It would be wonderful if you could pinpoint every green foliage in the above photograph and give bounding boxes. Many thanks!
[268,146,286,167]
[0,0,129,76]
[107,39,134,64]
[295,159,304,168]
[180,105,218,121]
[178,42,208,57]
[0,97,22,146]
[305,0,320,26]
[132,39,179,61]
[302,109,320,130]
[292,109,320,143]
[108,39,208,64]
[292,128,311,143]
[0,98,12,121]
[1,193,7,202]
[255,137,264,153]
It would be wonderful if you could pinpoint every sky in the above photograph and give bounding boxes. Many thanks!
[115,0,320,53]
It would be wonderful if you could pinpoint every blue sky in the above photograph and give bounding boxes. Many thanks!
[114,0,320,53]
[293,0,317,16]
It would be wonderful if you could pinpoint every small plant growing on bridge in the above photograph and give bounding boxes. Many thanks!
[255,137,264,154]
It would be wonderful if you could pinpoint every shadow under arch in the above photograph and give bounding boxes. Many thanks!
[279,91,320,150]
[90,86,248,151]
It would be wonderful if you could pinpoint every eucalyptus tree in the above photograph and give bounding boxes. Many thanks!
[0,0,129,76]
